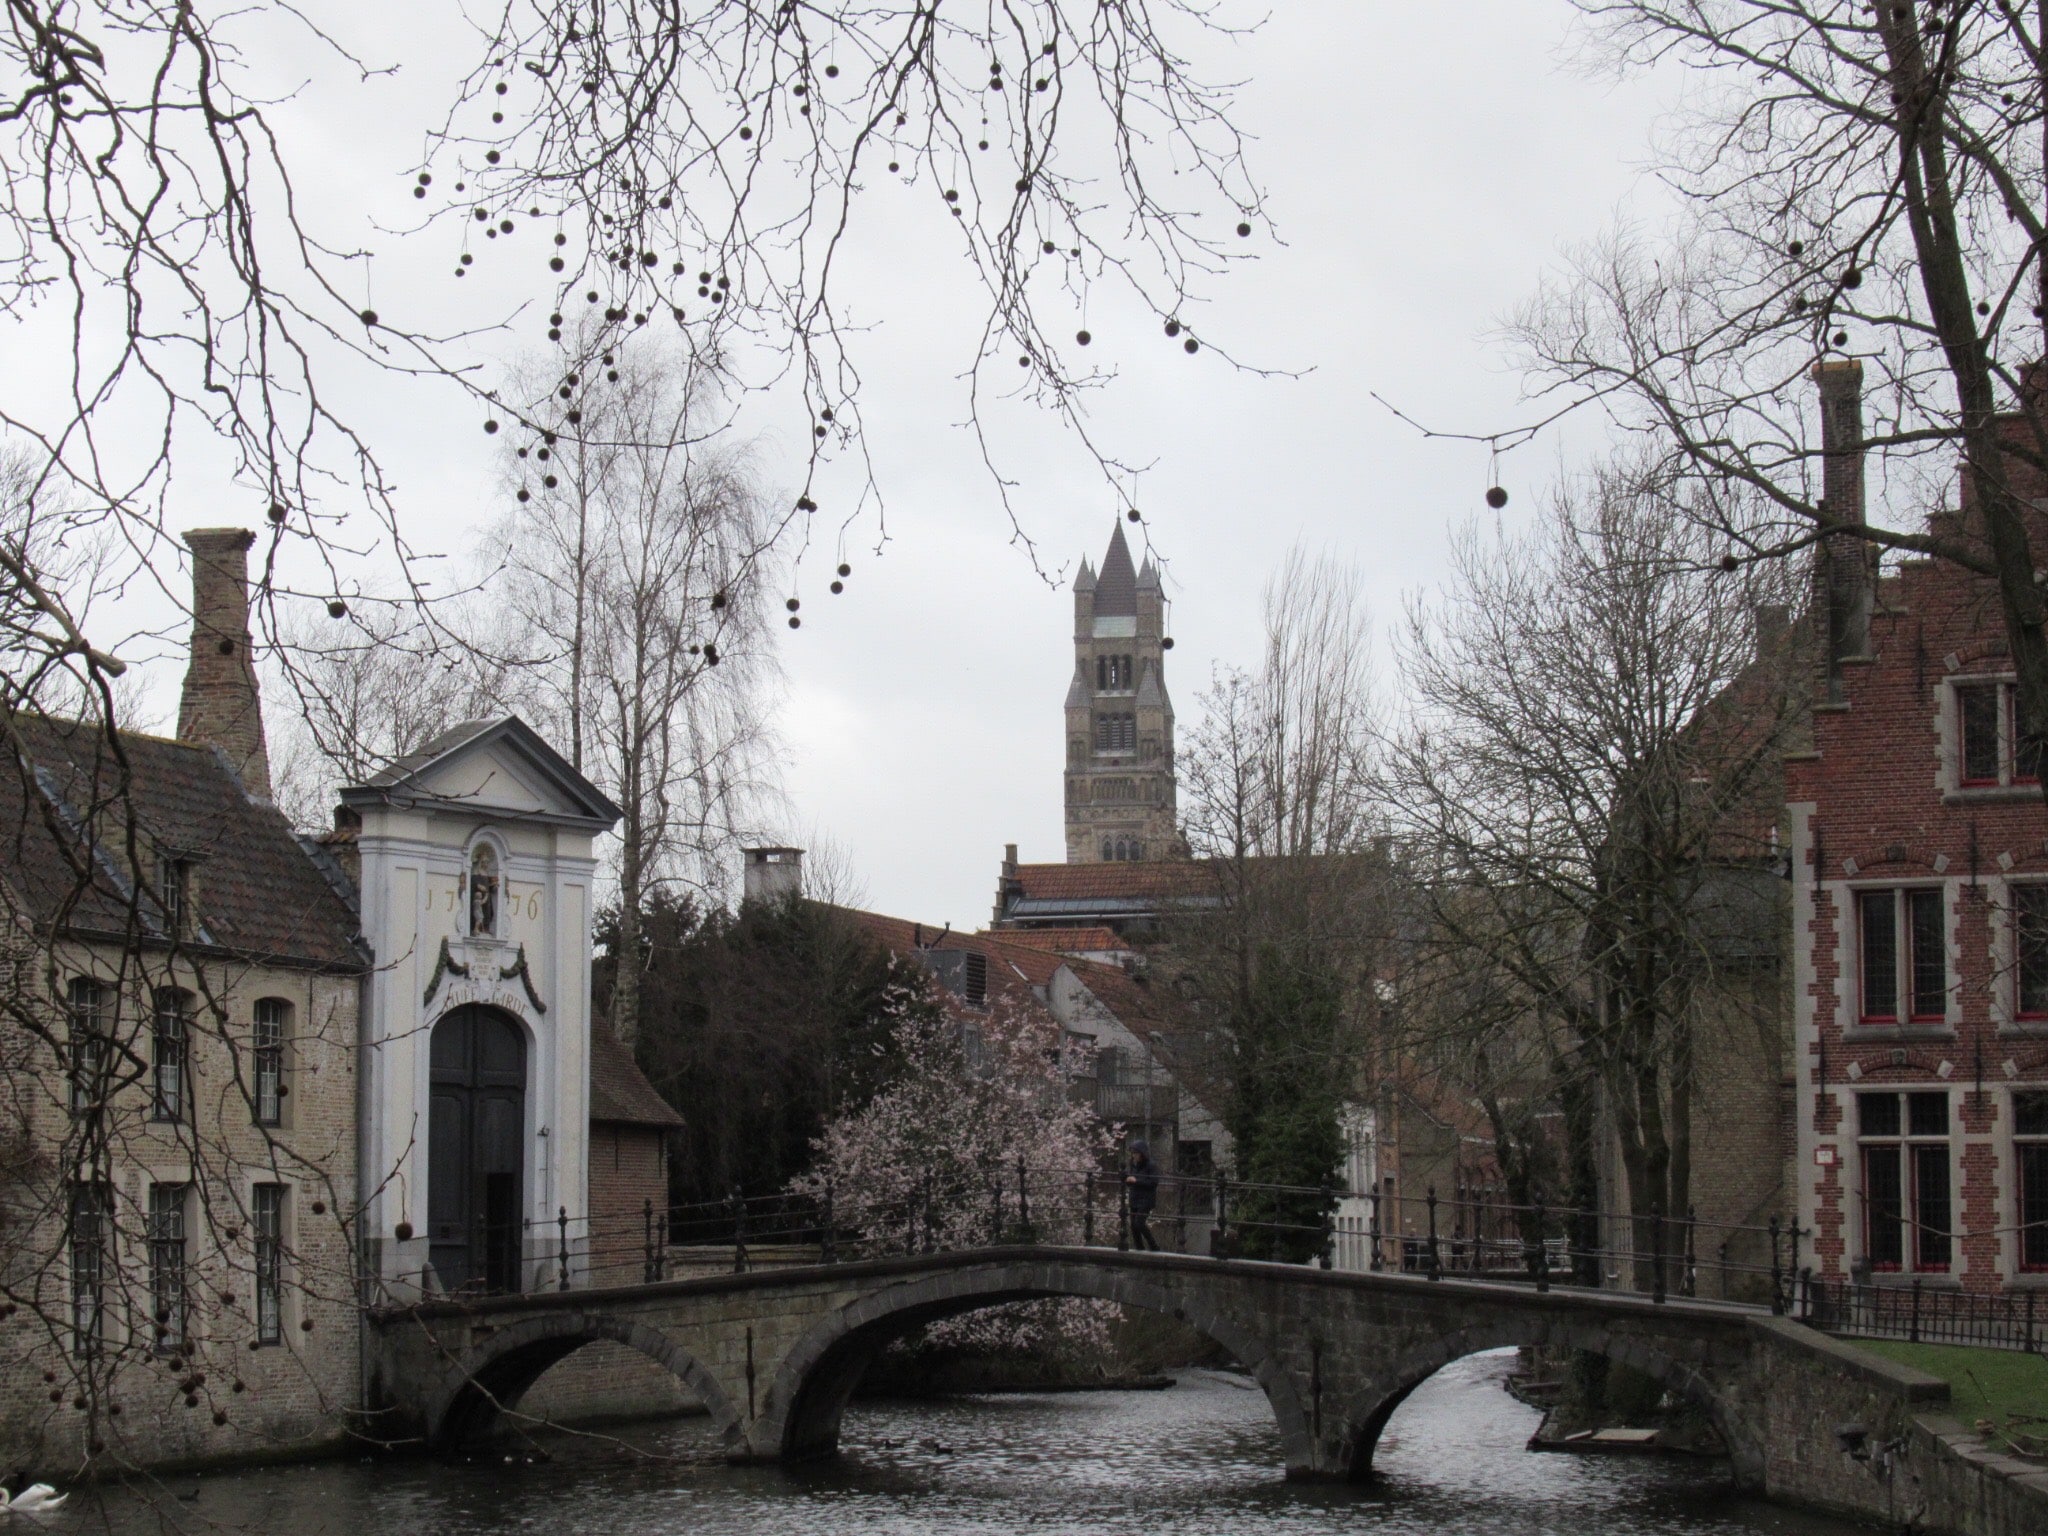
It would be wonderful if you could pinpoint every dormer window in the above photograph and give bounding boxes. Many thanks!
[469,843,501,937]
[156,854,191,936]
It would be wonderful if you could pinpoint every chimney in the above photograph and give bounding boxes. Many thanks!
[741,846,804,905]
[178,528,272,800]
[1812,362,1877,694]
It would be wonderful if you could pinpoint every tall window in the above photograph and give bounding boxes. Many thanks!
[253,998,288,1126]
[2017,1092,2048,1273]
[2017,887,2048,1020]
[1858,889,1947,1024]
[1956,680,2040,787]
[69,1181,109,1357]
[1858,1091,1952,1274]
[156,853,191,936]
[151,988,189,1120]
[468,843,500,936]
[253,1184,285,1344]
[148,1183,188,1353]
[67,977,107,1115]
[1094,713,1135,752]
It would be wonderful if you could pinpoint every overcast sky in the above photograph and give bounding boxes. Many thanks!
[55,2,1688,932]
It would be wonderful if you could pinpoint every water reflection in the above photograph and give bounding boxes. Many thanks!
[50,1351,1875,1535]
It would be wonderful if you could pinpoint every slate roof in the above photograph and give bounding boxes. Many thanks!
[589,1026,684,1128]
[1094,524,1138,616]
[1,713,364,970]
[1008,861,1220,902]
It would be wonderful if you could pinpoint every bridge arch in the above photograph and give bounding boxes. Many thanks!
[1338,1317,1761,1486]
[423,1309,741,1451]
[754,1258,1315,1473]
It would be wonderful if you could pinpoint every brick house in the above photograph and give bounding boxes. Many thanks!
[1788,361,2048,1295]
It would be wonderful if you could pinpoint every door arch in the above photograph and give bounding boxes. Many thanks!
[428,1005,528,1294]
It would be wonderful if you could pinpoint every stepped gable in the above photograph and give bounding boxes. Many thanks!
[1,712,363,969]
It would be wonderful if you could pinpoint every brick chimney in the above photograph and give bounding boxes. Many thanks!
[1812,361,1878,698]
[178,528,272,800]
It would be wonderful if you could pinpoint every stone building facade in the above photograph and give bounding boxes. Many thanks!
[0,526,673,1476]
[1064,524,1179,863]
[1787,361,2048,1295]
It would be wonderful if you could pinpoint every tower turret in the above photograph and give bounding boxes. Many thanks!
[1063,524,1178,862]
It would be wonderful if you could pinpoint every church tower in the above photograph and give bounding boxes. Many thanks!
[1064,524,1178,862]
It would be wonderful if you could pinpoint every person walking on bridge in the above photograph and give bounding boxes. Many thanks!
[1125,1140,1161,1252]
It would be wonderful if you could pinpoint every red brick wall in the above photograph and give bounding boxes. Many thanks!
[586,1123,669,1286]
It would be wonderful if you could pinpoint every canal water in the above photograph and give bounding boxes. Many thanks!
[51,1351,1874,1535]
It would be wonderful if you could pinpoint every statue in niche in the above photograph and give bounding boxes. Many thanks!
[469,843,500,937]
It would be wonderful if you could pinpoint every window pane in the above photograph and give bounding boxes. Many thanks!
[2020,1144,2048,1270]
[1858,1091,1901,1138]
[148,1184,187,1351]
[1913,1144,1952,1271]
[2017,686,2044,783]
[254,999,287,1126]
[1863,1145,1904,1270]
[153,990,185,1120]
[1908,890,1946,1019]
[1908,1091,1949,1138]
[2019,891,2048,1016]
[1859,890,1898,1019]
[254,1185,284,1345]
[69,1182,106,1356]
[2016,1092,2048,1138]
[1960,685,2001,781]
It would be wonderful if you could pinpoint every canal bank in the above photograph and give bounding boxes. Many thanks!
[37,1354,1884,1536]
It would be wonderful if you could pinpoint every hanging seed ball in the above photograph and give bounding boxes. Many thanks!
[219,1291,235,1306]
[567,408,583,423]
[1977,300,1991,317]
[587,290,600,303]
[1126,508,1141,522]
[1788,239,1804,257]
[543,474,559,488]
[213,1411,228,1427]
[1236,222,1251,238]
[1485,486,1509,510]
[814,424,827,437]
[1018,356,1030,367]
[740,125,753,140]
[496,81,509,96]
[979,140,989,151]
[327,600,348,619]
[108,1403,121,1415]
[1720,553,1740,573]
[549,327,562,340]
[830,580,844,594]
[483,419,500,434]
[268,502,287,524]
[247,1338,261,1351]
[825,64,839,77]
[536,447,551,461]
[360,309,378,326]
[689,643,700,654]
[945,189,959,202]
[183,1395,198,1409]
[1162,637,1175,650]
[788,615,801,629]
[1842,266,1862,289]
[395,1220,413,1241]
[418,172,432,186]
[711,591,728,609]
[1183,337,1199,354]
[797,495,817,512]
[888,160,899,172]
[415,186,427,199]
[75,1397,89,1411]
[43,1372,55,1384]
[786,597,800,612]
[607,369,619,382]
[301,1318,315,1332]
[1076,330,1091,345]
[459,254,473,267]
[232,1379,245,1393]
[1164,319,1181,337]
[1043,241,1056,254]
[485,150,501,164]
[550,257,564,272]
[705,645,721,665]
[837,562,851,577]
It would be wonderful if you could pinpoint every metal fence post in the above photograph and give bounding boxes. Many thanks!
[1319,1175,1335,1270]
[1118,1174,1132,1252]
[1682,1205,1697,1297]
[2026,1289,2036,1355]
[1768,1215,1784,1316]
[730,1188,749,1274]
[1084,1172,1096,1247]
[1531,1197,1549,1292]
[1213,1173,1229,1260]
[643,1196,657,1284]
[1910,1277,1923,1344]
[1426,1186,1442,1281]
[1650,1206,1666,1304]
[921,1172,935,1254]
[989,1176,1004,1246]
[823,1179,838,1264]
[558,1205,572,1292]
[1368,1189,1383,1272]
[1017,1156,1032,1242]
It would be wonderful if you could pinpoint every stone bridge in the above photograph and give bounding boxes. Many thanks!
[365,1246,1946,1509]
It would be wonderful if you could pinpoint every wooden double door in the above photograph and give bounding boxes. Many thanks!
[428,1005,527,1294]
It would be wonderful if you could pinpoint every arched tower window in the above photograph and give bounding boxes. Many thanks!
[1097,656,1108,690]
[1131,841,1144,861]
[469,842,501,937]
[1101,839,1114,861]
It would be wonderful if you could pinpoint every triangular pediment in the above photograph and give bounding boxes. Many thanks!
[340,716,621,829]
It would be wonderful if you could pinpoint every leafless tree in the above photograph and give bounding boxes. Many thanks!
[493,338,780,1043]
[1515,0,2048,805]
[1381,462,1804,1248]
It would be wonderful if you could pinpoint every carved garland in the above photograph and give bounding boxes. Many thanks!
[500,944,548,1015]
[422,935,470,1008]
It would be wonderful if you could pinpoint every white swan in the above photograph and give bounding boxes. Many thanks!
[0,1485,67,1514]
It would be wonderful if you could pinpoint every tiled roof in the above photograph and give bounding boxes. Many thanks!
[1008,861,1220,902]
[838,908,1063,1007]
[1,713,365,970]
[977,926,1128,955]
[1094,524,1138,616]
[590,1026,684,1128]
